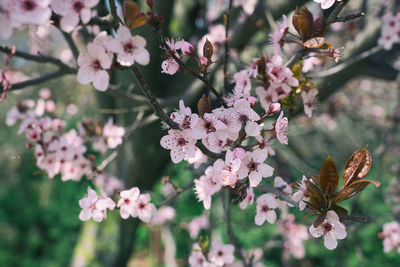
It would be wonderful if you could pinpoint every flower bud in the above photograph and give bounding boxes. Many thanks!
[269,102,281,114]
[248,96,257,106]
[199,57,208,66]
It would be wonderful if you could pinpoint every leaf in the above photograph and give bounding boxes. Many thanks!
[310,173,321,186]
[313,213,326,227]
[343,148,371,186]
[303,37,326,49]
[331,179,380,204]
[203,38,213,60]
[199,235,209,253]
[312,16,326,37]
[303,200,322,212]
[292,6,314,41]
[330,205,348,222]
[319,156,339,196]
[197,94,211,118]
[123,1,148,29]
[305,181,326,210]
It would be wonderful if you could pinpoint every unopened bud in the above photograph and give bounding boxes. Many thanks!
[199,57,208,66]
[268,102,281,114]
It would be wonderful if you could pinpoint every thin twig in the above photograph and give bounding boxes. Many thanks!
[88,16,119,28]
[0,70,75,93]
[60,31,79,61]
[161,38,227,107]
[156,179,195,208]
[130,65,180,129]
[223,190,248,266]
[0,44,73,70]
[223,0,234,95]
[333,12,365,23]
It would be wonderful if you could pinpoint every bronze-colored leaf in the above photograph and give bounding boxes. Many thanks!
[330,205,348,222]
[123,0,148,29]
[310,173,320,186]
[303,200,322,212]
[305,181,326,210]
[292,6,314,41]
[312,16,326,37]
[313,213,326,227]
[303,37,326,49]
[203,38,213,60]
[197,94,211,118]
[331,179,380,204]
[320,156,339,196]
[343,149,371,186]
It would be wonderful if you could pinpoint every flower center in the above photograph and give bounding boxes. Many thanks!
[73,1,85,13]
[323,223,332,232]
[248,161,258,171]
[124,198,130,205]
[177,137,187,146]
[138,202,145,209]
[91,59,102,71]
[217,250,223,256]
[123,42,136,53]
[22,0,36,11]
[262,205,269,212]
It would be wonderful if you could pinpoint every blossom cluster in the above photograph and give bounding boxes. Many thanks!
[378,12,400,50]
[277,214,308,259]
[379,221,400,254]
[313,0,342,10]
[189,240,235,267]
[6,89,125,182]
[77,25,150,91]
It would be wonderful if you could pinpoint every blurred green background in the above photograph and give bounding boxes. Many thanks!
[1,0,400,266]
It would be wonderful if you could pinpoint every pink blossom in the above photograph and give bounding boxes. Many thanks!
[194,167,222,209]
[160,129,196,163]
[79,187,116,222]
[151,206,176,225]
[187,214,210,238]
[275,111,288,145]
[208,240,235,266]
[108,25,150,66]
[51,0,99,32]
[238,149,274,187]
[134,193,156,223]
[278,214,308,259]
[269,15,288,56]
[103,118,125,149]
[189,243,210,266]
[309,210,347,250]
[233,147,246,160]
[255,193,279,225]
[186,147,208,169]
[313,0,341,9]
[379,221,400,253]
[39,88,51,99]
[192,113,227,139]
[274,176,293,209]
[161,58,180,75]
[213,149,241,186]
[239,186,255,209]
[302,88,319,118]
[94,173,124,196]
[77,42,113,91]
[171,100,200,132]
[292,175,311,211]
[117,187,140,219]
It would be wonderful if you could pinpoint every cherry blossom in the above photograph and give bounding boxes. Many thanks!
[379,221,400,253]
[278,214,308,259]
[51,0,99,33]
[309,210,347,250]
[134,193,156,223]
[117,187,140,219]
[94,173,124,196]
[255,193,279,225]
[79,187,116,222]
[237,149,274,187]
[151,206,176,225]
[378,12,400,50]
[160,129,196,163]
[212,149,241,186]
[239,186,255,209]
[313,0,341,9]
[187,214,210,239]
[77,42,113,91]
[189,243,210,267]
[171,100,200,132]
[302,88,319,117]
[108,25,150,66]
[103,118,125,149]
[293,175,311,211]
[269,15,288,56]
[208,240,235,266]
[274,176,293,209]
[194,167,222,209]
[275,111,288,145]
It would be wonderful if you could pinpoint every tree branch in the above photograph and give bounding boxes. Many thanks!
[333,12,365,23]
[223,0,234,95]
[60,31,79,61]
[0,44,74,70]
[156,179,195,208]
[161,38,227,107]
[0,70,75,93]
